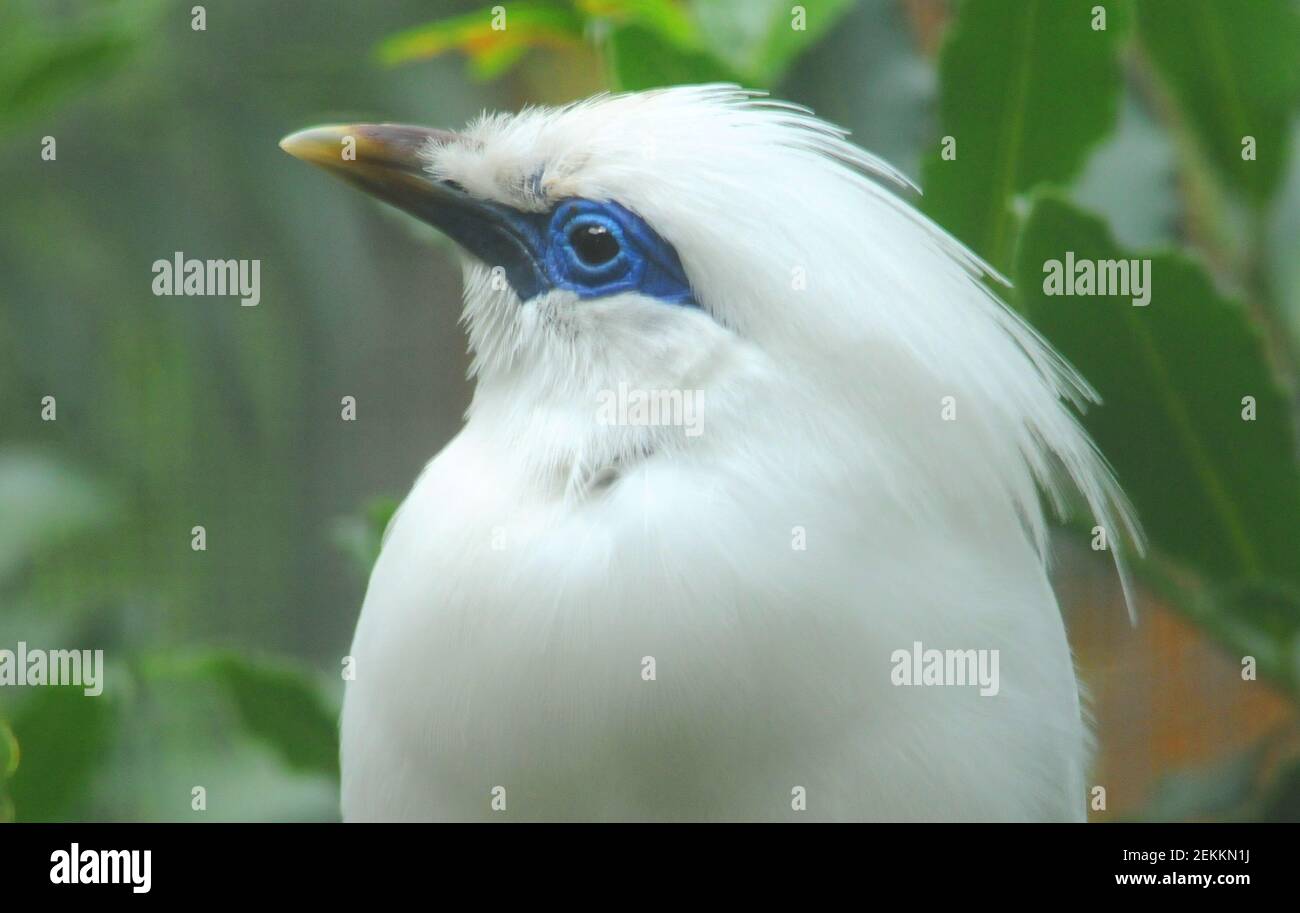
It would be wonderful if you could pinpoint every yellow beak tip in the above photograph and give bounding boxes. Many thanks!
[278,125,350,163]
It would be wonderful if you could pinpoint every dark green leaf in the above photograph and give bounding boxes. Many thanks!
[1136,0,1300,206]
[1139,738,1300,822]
[1140,745,1261,822]
[580,0,698,49]
[691,0,857,85]
[1015,196,1300,589]
[1260,760,1300,822]
[922,0,1129,272]
[0,3,148,131]
[0,448,117,582]
[145,653,340,780]
[376,2,584,73]
[332,495,401,579]
[0,717,16,780]
[5,686,115,822]
[0,716,17,822]
[1138,559,1300,694]
[606,25,740,91]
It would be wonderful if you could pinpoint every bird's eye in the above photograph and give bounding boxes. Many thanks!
[569,224,620,266]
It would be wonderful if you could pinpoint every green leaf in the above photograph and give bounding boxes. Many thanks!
[0,718,16,780]
[1139,744,1262,822]
[690,0,858,85]
[749,0,858,84]
[1015,196,1300,590]
[377,2,585,74]
[577,0,698,48]
[0,448,117,583]
[1138,559,1300,694]
[1260,760,1300,822]
[1138,737,1300,822]
[332,495,401,579]
[0,1,149,132]
[0,717,17,823]
[1136,0,1300,207]
[379,0,849,90]
[5,686,116,822]
[143,653,340,780]
[606,24,739,91]
[921,0,1130,273]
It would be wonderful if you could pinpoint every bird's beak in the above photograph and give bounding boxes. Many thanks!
[279,123,546,295]
[279,123,468,229]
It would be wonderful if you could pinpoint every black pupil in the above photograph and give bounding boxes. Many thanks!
[570,224,620,265]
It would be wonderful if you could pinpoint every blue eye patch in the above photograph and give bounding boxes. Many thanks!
[456,196,698,307]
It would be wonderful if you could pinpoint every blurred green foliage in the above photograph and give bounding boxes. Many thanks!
[0,0,158,131]
[1,0,1298,822]
[915,0,1300,702]
[0,716,18,822]
[1139,730,1300,822]
[380,0,857,88]
[920,0,1130,274]
[1,0,471,822]
[379,2,587,78]
[7,685,114,822]
[332,496,401,582]
[1017,198,1300,688]
[138,651,340,779]
[0,448,117,582]
[1137,0,1300,205]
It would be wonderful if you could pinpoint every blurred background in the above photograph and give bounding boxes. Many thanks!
[1,0,1297,822]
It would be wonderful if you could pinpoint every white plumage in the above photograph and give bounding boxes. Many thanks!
[330,85,1140,821]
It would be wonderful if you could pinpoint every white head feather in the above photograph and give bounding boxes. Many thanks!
[424,84,1141,602]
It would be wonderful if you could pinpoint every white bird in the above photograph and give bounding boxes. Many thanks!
[280,85,1139,822]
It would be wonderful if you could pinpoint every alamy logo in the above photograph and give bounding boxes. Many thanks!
[50,844,151,893]
[595,382,704,437]
[0,642,104,696]
[890,641,1000,696]
[152,251,261,306]
[1042,251,1151,307]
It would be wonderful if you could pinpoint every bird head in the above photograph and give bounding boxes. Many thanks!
[281,85,1139,583]
[282,87,864,482]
